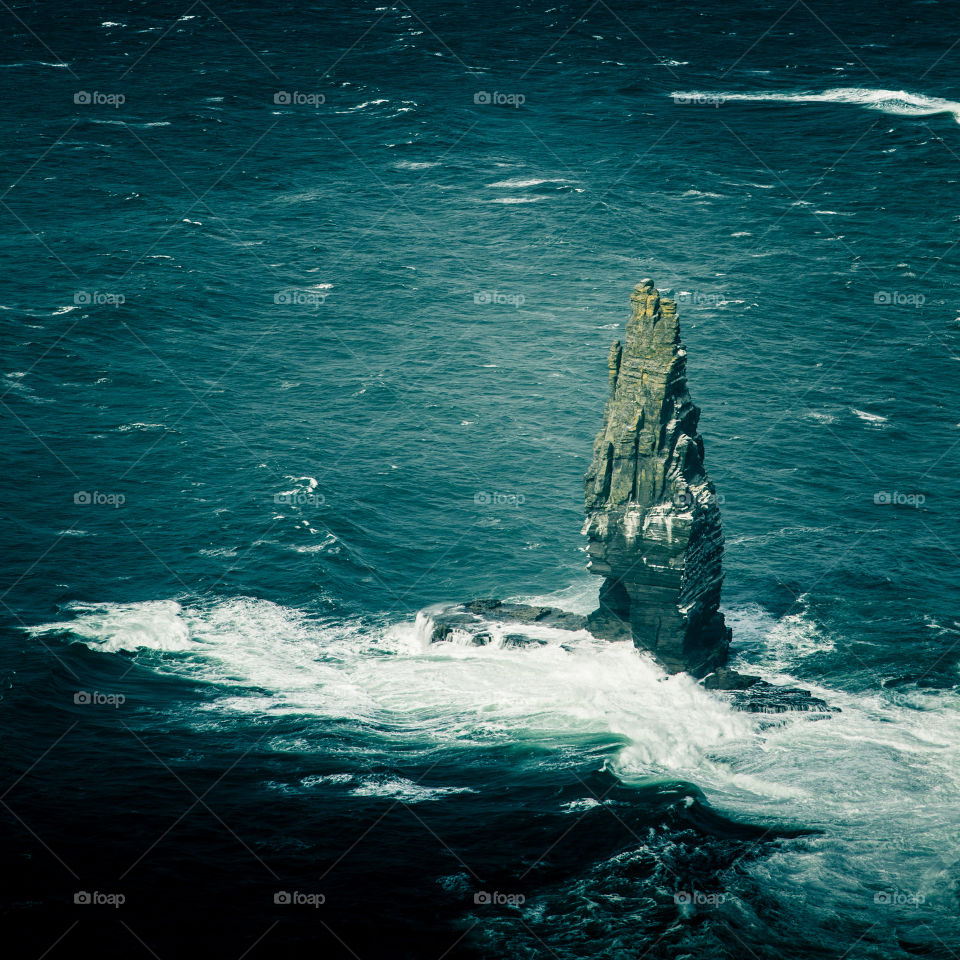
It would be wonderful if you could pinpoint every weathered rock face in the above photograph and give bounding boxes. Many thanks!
[583,279,730,676]
[422,277,837,714]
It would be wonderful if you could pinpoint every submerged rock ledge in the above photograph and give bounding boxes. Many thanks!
[426,280,835,715]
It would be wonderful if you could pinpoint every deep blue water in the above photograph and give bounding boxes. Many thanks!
[4,1,960,956]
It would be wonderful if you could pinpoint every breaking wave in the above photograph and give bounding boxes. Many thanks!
[671,87,960,123]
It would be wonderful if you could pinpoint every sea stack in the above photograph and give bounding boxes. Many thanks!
[583,279,731,676]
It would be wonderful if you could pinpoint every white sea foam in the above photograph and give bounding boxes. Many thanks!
[116,422,166,432]
[804,410,838,424]
[0,61,70,69]
[851,407,888,425]
[671,87,960,124]
[32,600,194,652]
[346,776,475,801]
[487,178,571,188]
[394,160,440,170]
[30,595,753,769]
[28,589,960,916]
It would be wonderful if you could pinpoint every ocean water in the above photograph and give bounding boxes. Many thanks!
[3,1,960,957]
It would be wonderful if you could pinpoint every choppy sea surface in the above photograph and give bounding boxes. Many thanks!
[3,2,960,957]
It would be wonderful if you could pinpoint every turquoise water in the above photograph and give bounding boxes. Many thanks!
[3,2,960,956]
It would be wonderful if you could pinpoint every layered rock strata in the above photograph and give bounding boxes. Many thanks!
[423,279,836,715]
[582,279,729,676]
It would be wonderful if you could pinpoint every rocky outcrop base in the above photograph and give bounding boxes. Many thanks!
[425,602,837,716]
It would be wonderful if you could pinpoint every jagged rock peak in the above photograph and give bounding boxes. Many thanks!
[583,279,730,677]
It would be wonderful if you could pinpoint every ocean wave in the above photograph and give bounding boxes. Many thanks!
[115,422,166,432]
[27,595,753,772]
[487,177,572,188]
[26,590,960,919]
[267,773,474,801]
[850,407,888,426]
[671,87,960,123]
[0,61,70,69]
[394,160,440,170]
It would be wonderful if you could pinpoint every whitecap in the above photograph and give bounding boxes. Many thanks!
[0,61,70,69]
[851,407,888,425]
[347,776,475,802]
[487,177,571,188]
[345,99,389,111]
[116,422,165,432]
[30,600,193,653]
[672,87,960,124]
[560,798,601,813]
